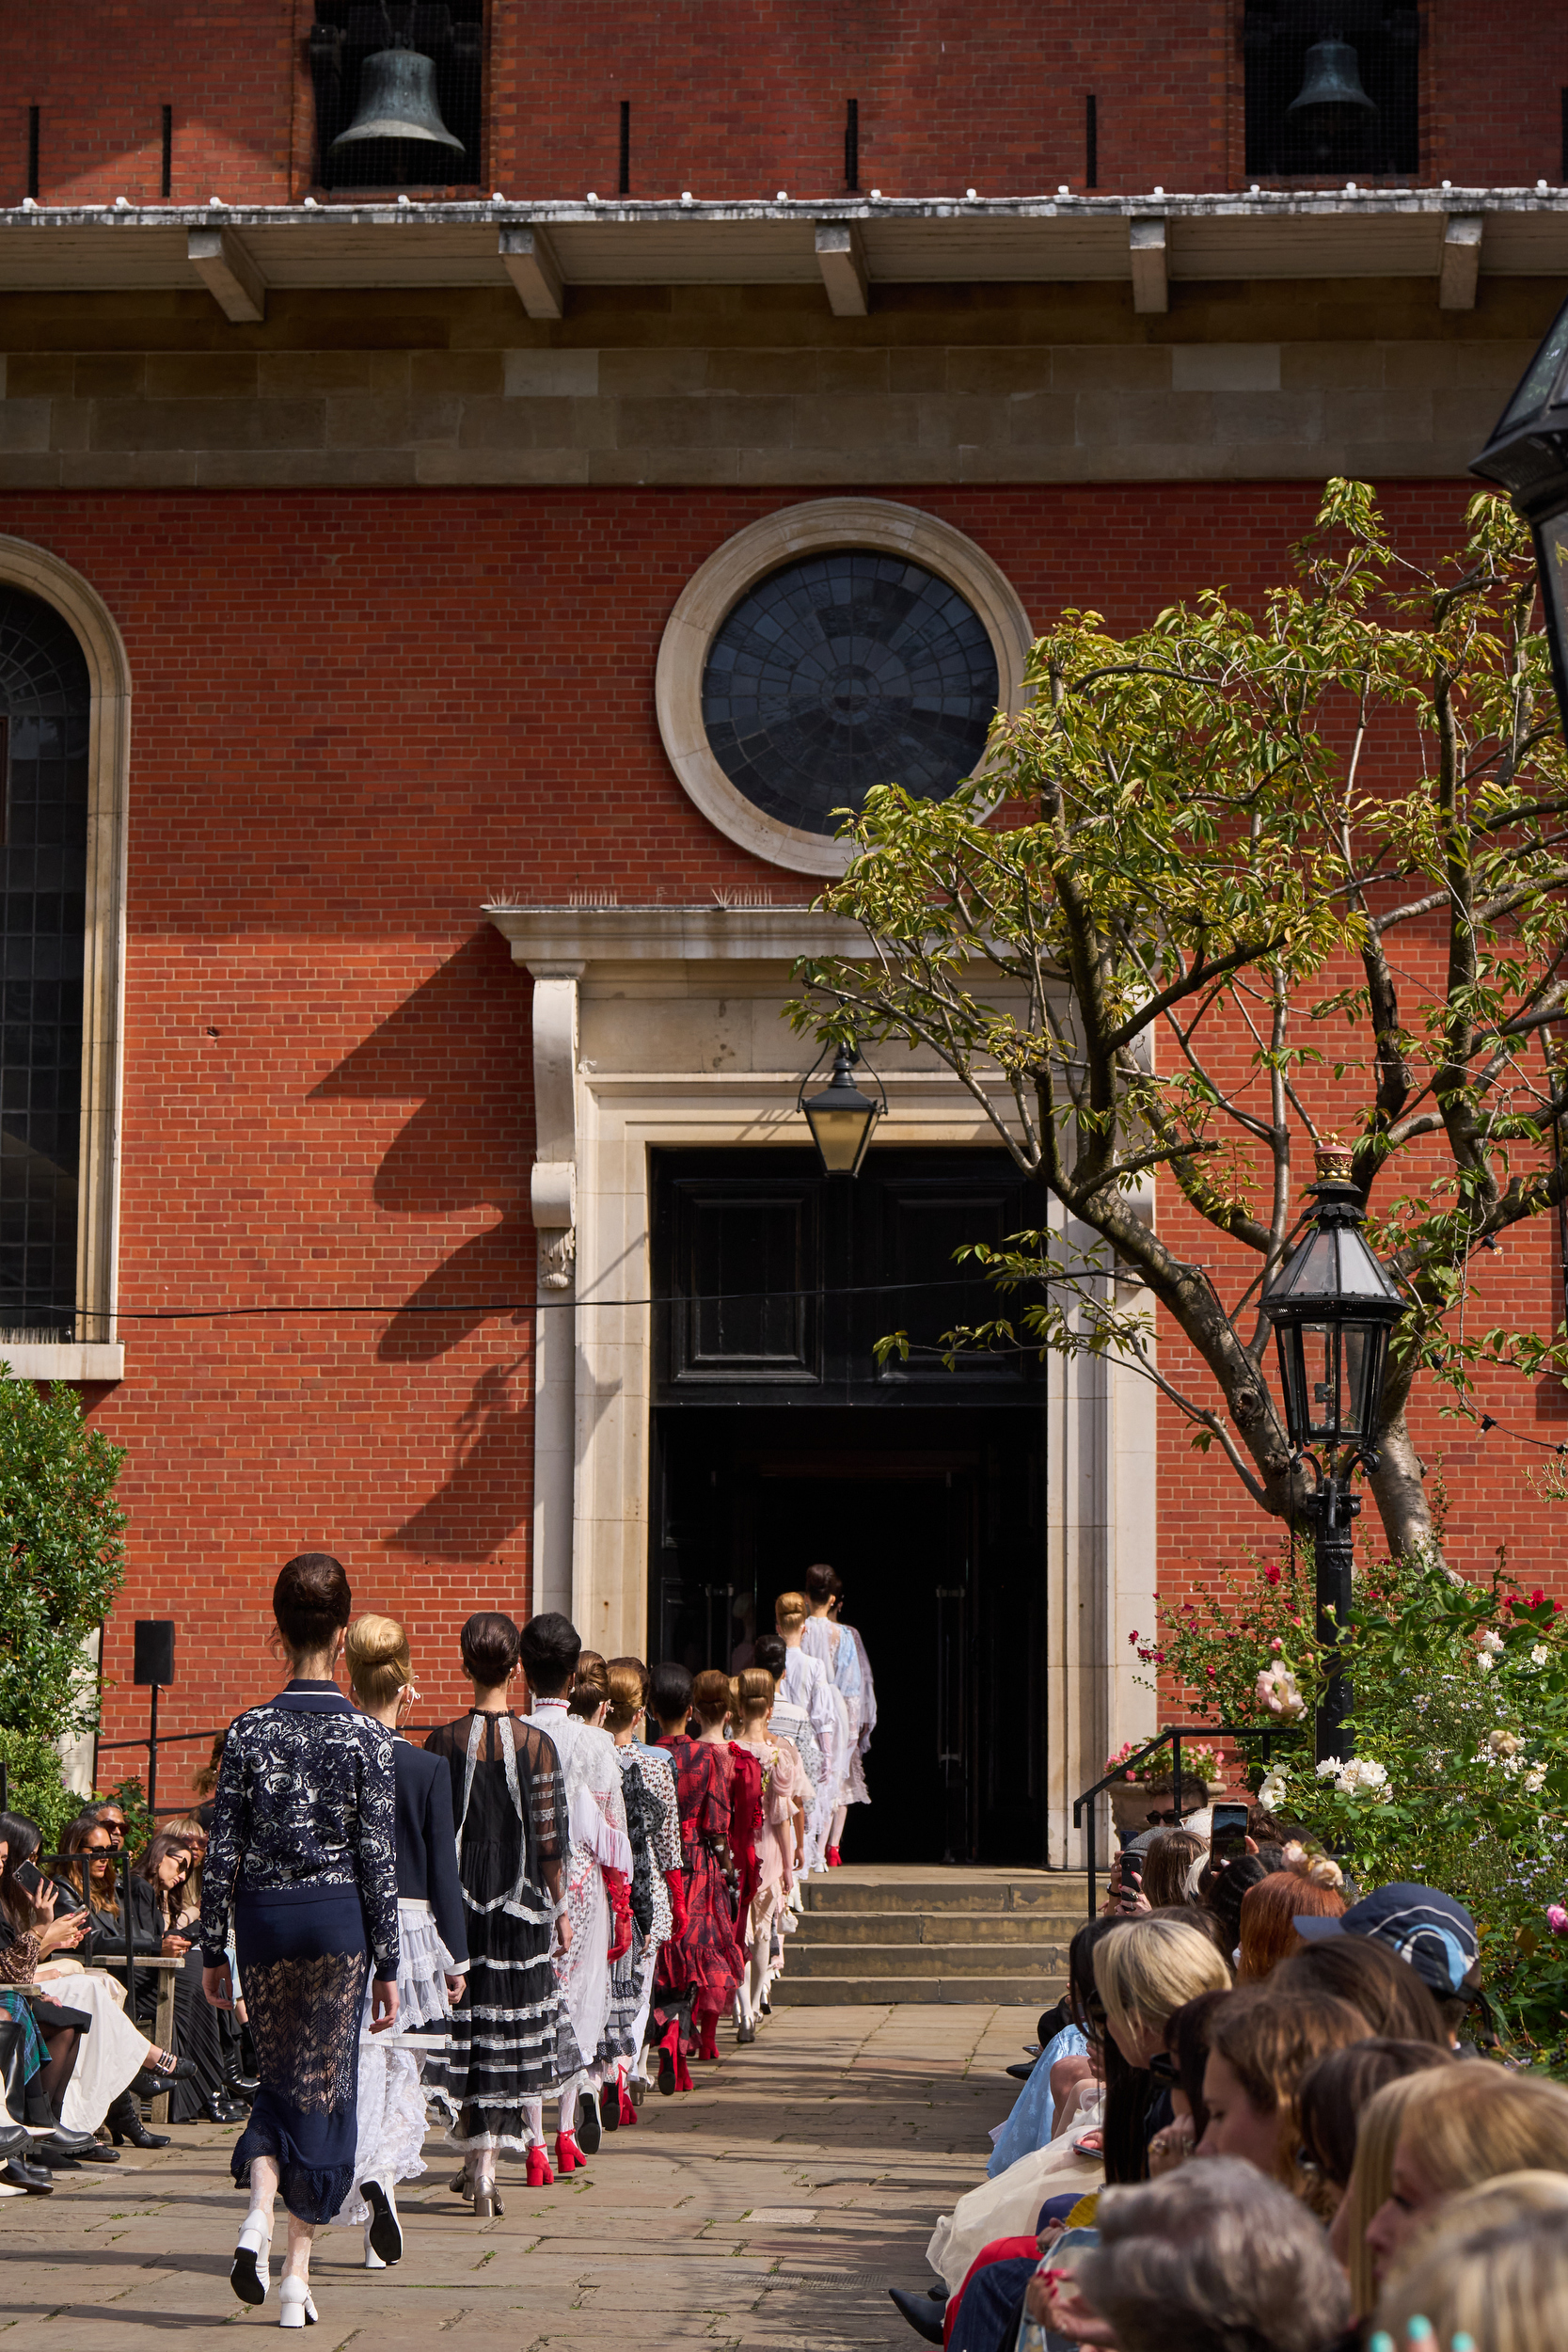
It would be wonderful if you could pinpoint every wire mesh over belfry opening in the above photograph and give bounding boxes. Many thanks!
[1243,2,1419,182]
[309,2,483,192]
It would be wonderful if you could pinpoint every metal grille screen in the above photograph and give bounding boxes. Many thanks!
[0,588,87,1340]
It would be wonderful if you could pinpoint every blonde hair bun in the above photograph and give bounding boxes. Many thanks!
[345,1613,413,1710]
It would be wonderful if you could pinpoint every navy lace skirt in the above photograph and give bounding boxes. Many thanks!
[232,1883,369,2224]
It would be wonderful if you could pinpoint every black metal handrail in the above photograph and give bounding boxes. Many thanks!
[1072,1723,1307,1917]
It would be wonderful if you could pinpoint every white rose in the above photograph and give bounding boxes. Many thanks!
[1316,1756,1344,1782]
[1480,1629,1505,1656]
[1527,1768,1547,1794]
[1478,1653,1496,1672]
[1533,1645,1551,1667]
[1259,1770,1290,1813]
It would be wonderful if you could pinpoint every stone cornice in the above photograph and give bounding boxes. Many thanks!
[484,903,867,965]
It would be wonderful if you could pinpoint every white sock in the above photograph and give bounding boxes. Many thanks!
[559,2077,578,2135]
[522,2096,543,2147]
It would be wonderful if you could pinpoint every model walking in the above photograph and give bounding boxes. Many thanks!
[664,1671,743,2064]
[801,1565,872,1864]
[775,1592,839,1872]
[201,1553,400,2329]
[424,1612,568,2212]
[729,1668,804,2036]
[603,1661,682,2110]
[517,1626,632,2173]
[333,1613,468,2269]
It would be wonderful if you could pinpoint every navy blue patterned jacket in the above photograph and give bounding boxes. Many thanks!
[198,1680,400,1976]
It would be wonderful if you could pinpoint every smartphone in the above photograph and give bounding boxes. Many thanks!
[1119,1851,1143,1889]
[1211,1802,1250,1865]
[14,1859,44,1898]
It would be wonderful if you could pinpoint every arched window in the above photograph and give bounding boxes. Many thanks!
[0,588,89,1338]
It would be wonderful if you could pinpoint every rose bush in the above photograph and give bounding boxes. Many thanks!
[1145,1543,1568,2061]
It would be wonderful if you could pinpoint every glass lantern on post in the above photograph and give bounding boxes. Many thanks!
[799,1042,886,1176]
[1259,1144,1406,1764]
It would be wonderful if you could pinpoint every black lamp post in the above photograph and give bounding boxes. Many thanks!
[1259,1144,1407,1764]
[799,1042,885,1176]
[1470,289,1568,725]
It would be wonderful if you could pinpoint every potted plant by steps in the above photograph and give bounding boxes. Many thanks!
[1104,1741,1227,1838]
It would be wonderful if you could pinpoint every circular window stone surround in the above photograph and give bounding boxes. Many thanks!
[655,499,1035,877]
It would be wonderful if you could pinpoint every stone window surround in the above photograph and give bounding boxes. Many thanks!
[0,535,128,1383]
[484,900,1157,1865]
[654,497,1036,877]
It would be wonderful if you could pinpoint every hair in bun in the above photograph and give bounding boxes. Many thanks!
[345,1613,413,1711]
[569,1651,610,1718]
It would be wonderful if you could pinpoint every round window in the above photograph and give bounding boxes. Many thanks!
[699,550,1000,838]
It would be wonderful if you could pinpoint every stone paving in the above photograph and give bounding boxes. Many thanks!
[1,2003,1035,2351]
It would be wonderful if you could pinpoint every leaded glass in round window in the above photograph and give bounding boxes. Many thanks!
[700,550,999,837]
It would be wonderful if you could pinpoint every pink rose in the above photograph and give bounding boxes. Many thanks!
[1549,1905,1568,1936]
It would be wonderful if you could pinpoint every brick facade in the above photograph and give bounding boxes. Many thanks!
[0,2,1562,1842]
[2,4,1562,211]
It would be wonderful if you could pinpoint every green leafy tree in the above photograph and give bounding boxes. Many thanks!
[791,484,1568,1566]
[1147,1547,1568,2061]
[0,1373,126,1826]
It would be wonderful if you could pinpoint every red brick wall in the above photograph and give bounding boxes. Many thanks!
[0,3,1556,207]
[2,478,1539,1799]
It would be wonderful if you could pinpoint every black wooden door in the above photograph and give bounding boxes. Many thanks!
[648,1146,1048,1864]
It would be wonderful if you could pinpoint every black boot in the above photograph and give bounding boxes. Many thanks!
[106,2090,168,2151]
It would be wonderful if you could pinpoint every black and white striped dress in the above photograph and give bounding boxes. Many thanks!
[422,1710,567,2151]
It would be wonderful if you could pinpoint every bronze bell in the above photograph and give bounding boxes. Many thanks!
[332,42,465,152]
[1288,33,1377,115]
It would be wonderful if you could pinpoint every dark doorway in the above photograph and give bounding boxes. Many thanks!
[647,1146,1048,1865]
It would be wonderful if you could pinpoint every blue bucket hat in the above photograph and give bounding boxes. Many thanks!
[1294,1881,1479,1995]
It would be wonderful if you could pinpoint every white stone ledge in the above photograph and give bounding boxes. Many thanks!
[0,1343,124,1382]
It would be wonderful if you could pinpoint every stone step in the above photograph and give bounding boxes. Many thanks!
[784,1938,1071,1978]
[796,1907,1085,1946]
[770,1970,1069,2008]
[802,1873,1089,1915]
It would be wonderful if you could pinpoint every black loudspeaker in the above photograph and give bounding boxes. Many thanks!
[133,1619,175,1687]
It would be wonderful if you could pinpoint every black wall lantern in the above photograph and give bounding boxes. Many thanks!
[799,1042,885,1175]
[1470,291,1568,726]
[1259,1144,1406,1762]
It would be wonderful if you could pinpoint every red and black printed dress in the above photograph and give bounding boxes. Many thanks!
[655,1732,742,2015]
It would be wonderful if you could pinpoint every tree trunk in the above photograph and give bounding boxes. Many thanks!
[1366,1406,1449,1573]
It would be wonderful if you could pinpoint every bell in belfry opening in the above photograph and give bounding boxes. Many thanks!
[1287,32,1377,119]
[332,42,465,154]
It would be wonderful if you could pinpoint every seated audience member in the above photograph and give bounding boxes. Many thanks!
[1196,1986,1368,2216]
[1375,2175,1568,2352]
[1096,1914,1234,2184]
[1274,1931,1450,2046]
[1201,1852,1268,1953]
[986,1916,1115,2178]
[1145,1987,1227,2175]
[1237,1858,1346,1982]
[1029,2158,1350,2352]
[1361,2063,1568,2289]
[1297,2035,1452,2212]
[1294,1880,1487,2043]
[1139,1828,1206,1911]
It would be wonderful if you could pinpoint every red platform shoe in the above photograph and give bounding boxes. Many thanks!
[526,2143,554,2188]
[825,1846,843,1867]
[615,2069,638,2128]
[553,2129,585,2175]
[694,2012,721,2063]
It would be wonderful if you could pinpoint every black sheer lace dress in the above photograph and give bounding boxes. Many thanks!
[423,1710,567,2152]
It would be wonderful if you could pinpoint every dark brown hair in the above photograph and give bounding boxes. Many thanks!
[1297,2037,1453,2193]
[1209,1987,1370,2202]
[1141,1829,1205,1909]
[690,1668,732,1726]
[133,1829,195,1926]
[804,1562,837,1606]
[59,1808,116,1906]
[1164,1987,1228,2140]
[460,1610,521,1687]
[569,1651,610,1718]
[518,1609,579,1695]
[272,1551,352,1658]
[191,1729,226,1798]
[1273,1935,1449,2045]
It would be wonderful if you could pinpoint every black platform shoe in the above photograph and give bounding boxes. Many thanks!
[575,2092,602,2155]
[106,2091,169,2151]
[598,2081,619,2134]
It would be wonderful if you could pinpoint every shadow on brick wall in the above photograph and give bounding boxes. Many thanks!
[310,925,531,1365]
[388,1356,532,1559]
